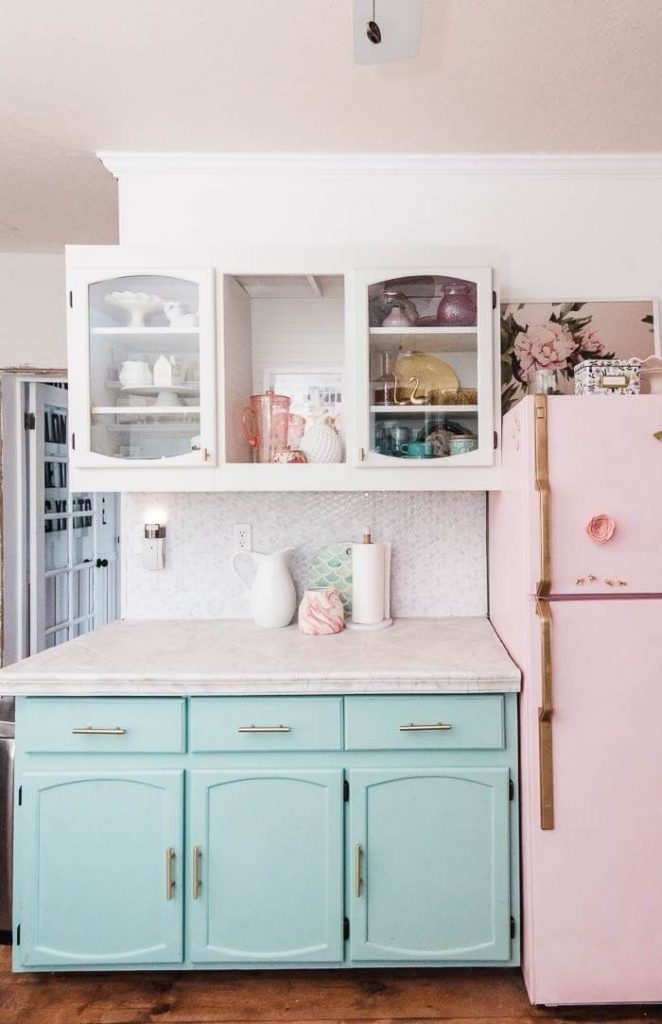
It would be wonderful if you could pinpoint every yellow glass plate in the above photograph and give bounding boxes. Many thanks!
[394,351,459,402]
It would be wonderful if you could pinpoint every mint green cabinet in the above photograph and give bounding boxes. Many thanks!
[348,768,511,961]
[189,770,344,963]
[17,770,184,966]
[13,694,518,972]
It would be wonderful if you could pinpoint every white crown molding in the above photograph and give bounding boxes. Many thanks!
[97,151,662,180]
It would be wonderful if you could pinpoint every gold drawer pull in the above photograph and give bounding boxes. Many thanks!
[72,726,127,735]
[605,578,627,587]
[165,848,175,900]
[399,722,452,732]
[237,725,292,734]
[192,846,202,900]
[353,843,362,898]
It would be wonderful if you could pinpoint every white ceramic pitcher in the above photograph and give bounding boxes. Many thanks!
[232,547,296,629]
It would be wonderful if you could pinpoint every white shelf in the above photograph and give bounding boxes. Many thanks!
[92,406,201,416]
[371,405,478,415]
[369,328,477,353]
[102,422,199,434]
[91,327,199,336]
[370,326,476,334]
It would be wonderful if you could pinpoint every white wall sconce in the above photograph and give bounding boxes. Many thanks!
[143,523,166,571]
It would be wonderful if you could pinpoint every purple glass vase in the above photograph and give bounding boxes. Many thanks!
[436,283,476,327]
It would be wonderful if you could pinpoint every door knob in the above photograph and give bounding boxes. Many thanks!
[96,558,108,568]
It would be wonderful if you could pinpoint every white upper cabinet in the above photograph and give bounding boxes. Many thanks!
[352,268,495,469]
[66,251,499,491]
[67,268,216,469]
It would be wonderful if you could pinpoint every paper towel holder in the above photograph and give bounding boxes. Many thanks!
[346,532,393,631]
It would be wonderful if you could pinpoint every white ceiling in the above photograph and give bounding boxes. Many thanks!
[2,0,661,252]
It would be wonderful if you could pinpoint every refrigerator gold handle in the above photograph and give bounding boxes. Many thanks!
[534,395,551,598]
[536,598,554,830]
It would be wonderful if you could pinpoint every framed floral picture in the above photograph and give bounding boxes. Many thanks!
[500,299,658,415]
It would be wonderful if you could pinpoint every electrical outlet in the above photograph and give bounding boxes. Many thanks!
[233,523,252,553]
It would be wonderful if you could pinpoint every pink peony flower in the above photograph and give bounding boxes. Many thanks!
[514,321,577,377]
[577,327,604,354]
[586,514,616,544]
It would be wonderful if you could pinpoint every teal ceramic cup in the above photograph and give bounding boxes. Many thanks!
[399,441,434,458]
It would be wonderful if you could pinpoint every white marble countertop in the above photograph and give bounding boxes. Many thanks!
[0,617,520,696]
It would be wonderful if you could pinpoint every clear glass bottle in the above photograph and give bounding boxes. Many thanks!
[372,351,397,406]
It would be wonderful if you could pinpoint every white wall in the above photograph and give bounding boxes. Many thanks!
[0,253,66,368]
[111,157,662,303]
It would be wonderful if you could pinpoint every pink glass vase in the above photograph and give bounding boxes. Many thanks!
[242,390,291,463]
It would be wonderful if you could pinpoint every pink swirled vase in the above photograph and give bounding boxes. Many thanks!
[298,588,345,636]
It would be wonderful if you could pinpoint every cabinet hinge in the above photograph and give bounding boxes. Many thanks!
[16,924,20,946]
[493,430,499,450]
[510,916,516,939]
[24,412,35,431]
[343,916,350,940]
[492,290,497,310]
[17,785,22,807]
[343,780,349,802]
[509,779,515,801]
[69,290,73,309]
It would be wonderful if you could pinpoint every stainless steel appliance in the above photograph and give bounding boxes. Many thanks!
[0,696,14,940]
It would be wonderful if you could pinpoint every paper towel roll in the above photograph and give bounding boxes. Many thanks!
[351,541,386,624]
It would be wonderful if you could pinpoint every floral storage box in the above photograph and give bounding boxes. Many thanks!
[574,359,641,395]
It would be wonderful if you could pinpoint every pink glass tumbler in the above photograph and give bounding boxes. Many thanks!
[242,390,291,463]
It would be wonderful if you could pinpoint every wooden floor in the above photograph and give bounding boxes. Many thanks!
[0,948,660,1024]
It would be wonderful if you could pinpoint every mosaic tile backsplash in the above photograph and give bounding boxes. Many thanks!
[121,492,487,620]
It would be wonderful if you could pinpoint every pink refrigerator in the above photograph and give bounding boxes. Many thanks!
[489,395,662,1005]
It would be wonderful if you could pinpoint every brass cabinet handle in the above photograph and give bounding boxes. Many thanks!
[192,846,202,899]
[400,722,452,732]
[534,395,551,598]
[605,578,627,587]
[165,848,175,900]
[353,844,362,898]
[536,598,554,830]
[237,725,292,734]
[72,726,126,735]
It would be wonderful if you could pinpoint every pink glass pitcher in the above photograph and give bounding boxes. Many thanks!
[242,390,291,463]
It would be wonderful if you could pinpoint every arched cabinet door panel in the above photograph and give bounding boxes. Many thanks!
[348,768,511,962]
[17,771,184,966]
[189,770,344,963]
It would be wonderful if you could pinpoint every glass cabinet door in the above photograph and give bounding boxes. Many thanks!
[356,269,494,467]
[75,269,215,465]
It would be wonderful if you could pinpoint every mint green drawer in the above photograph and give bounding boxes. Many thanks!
[19,698,186,754]
[189,697,343,752]
[344,695,505,751]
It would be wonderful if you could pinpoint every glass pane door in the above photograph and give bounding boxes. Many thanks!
[29,383,119,653]
[88,274,202,461]
[366,274,480,462]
